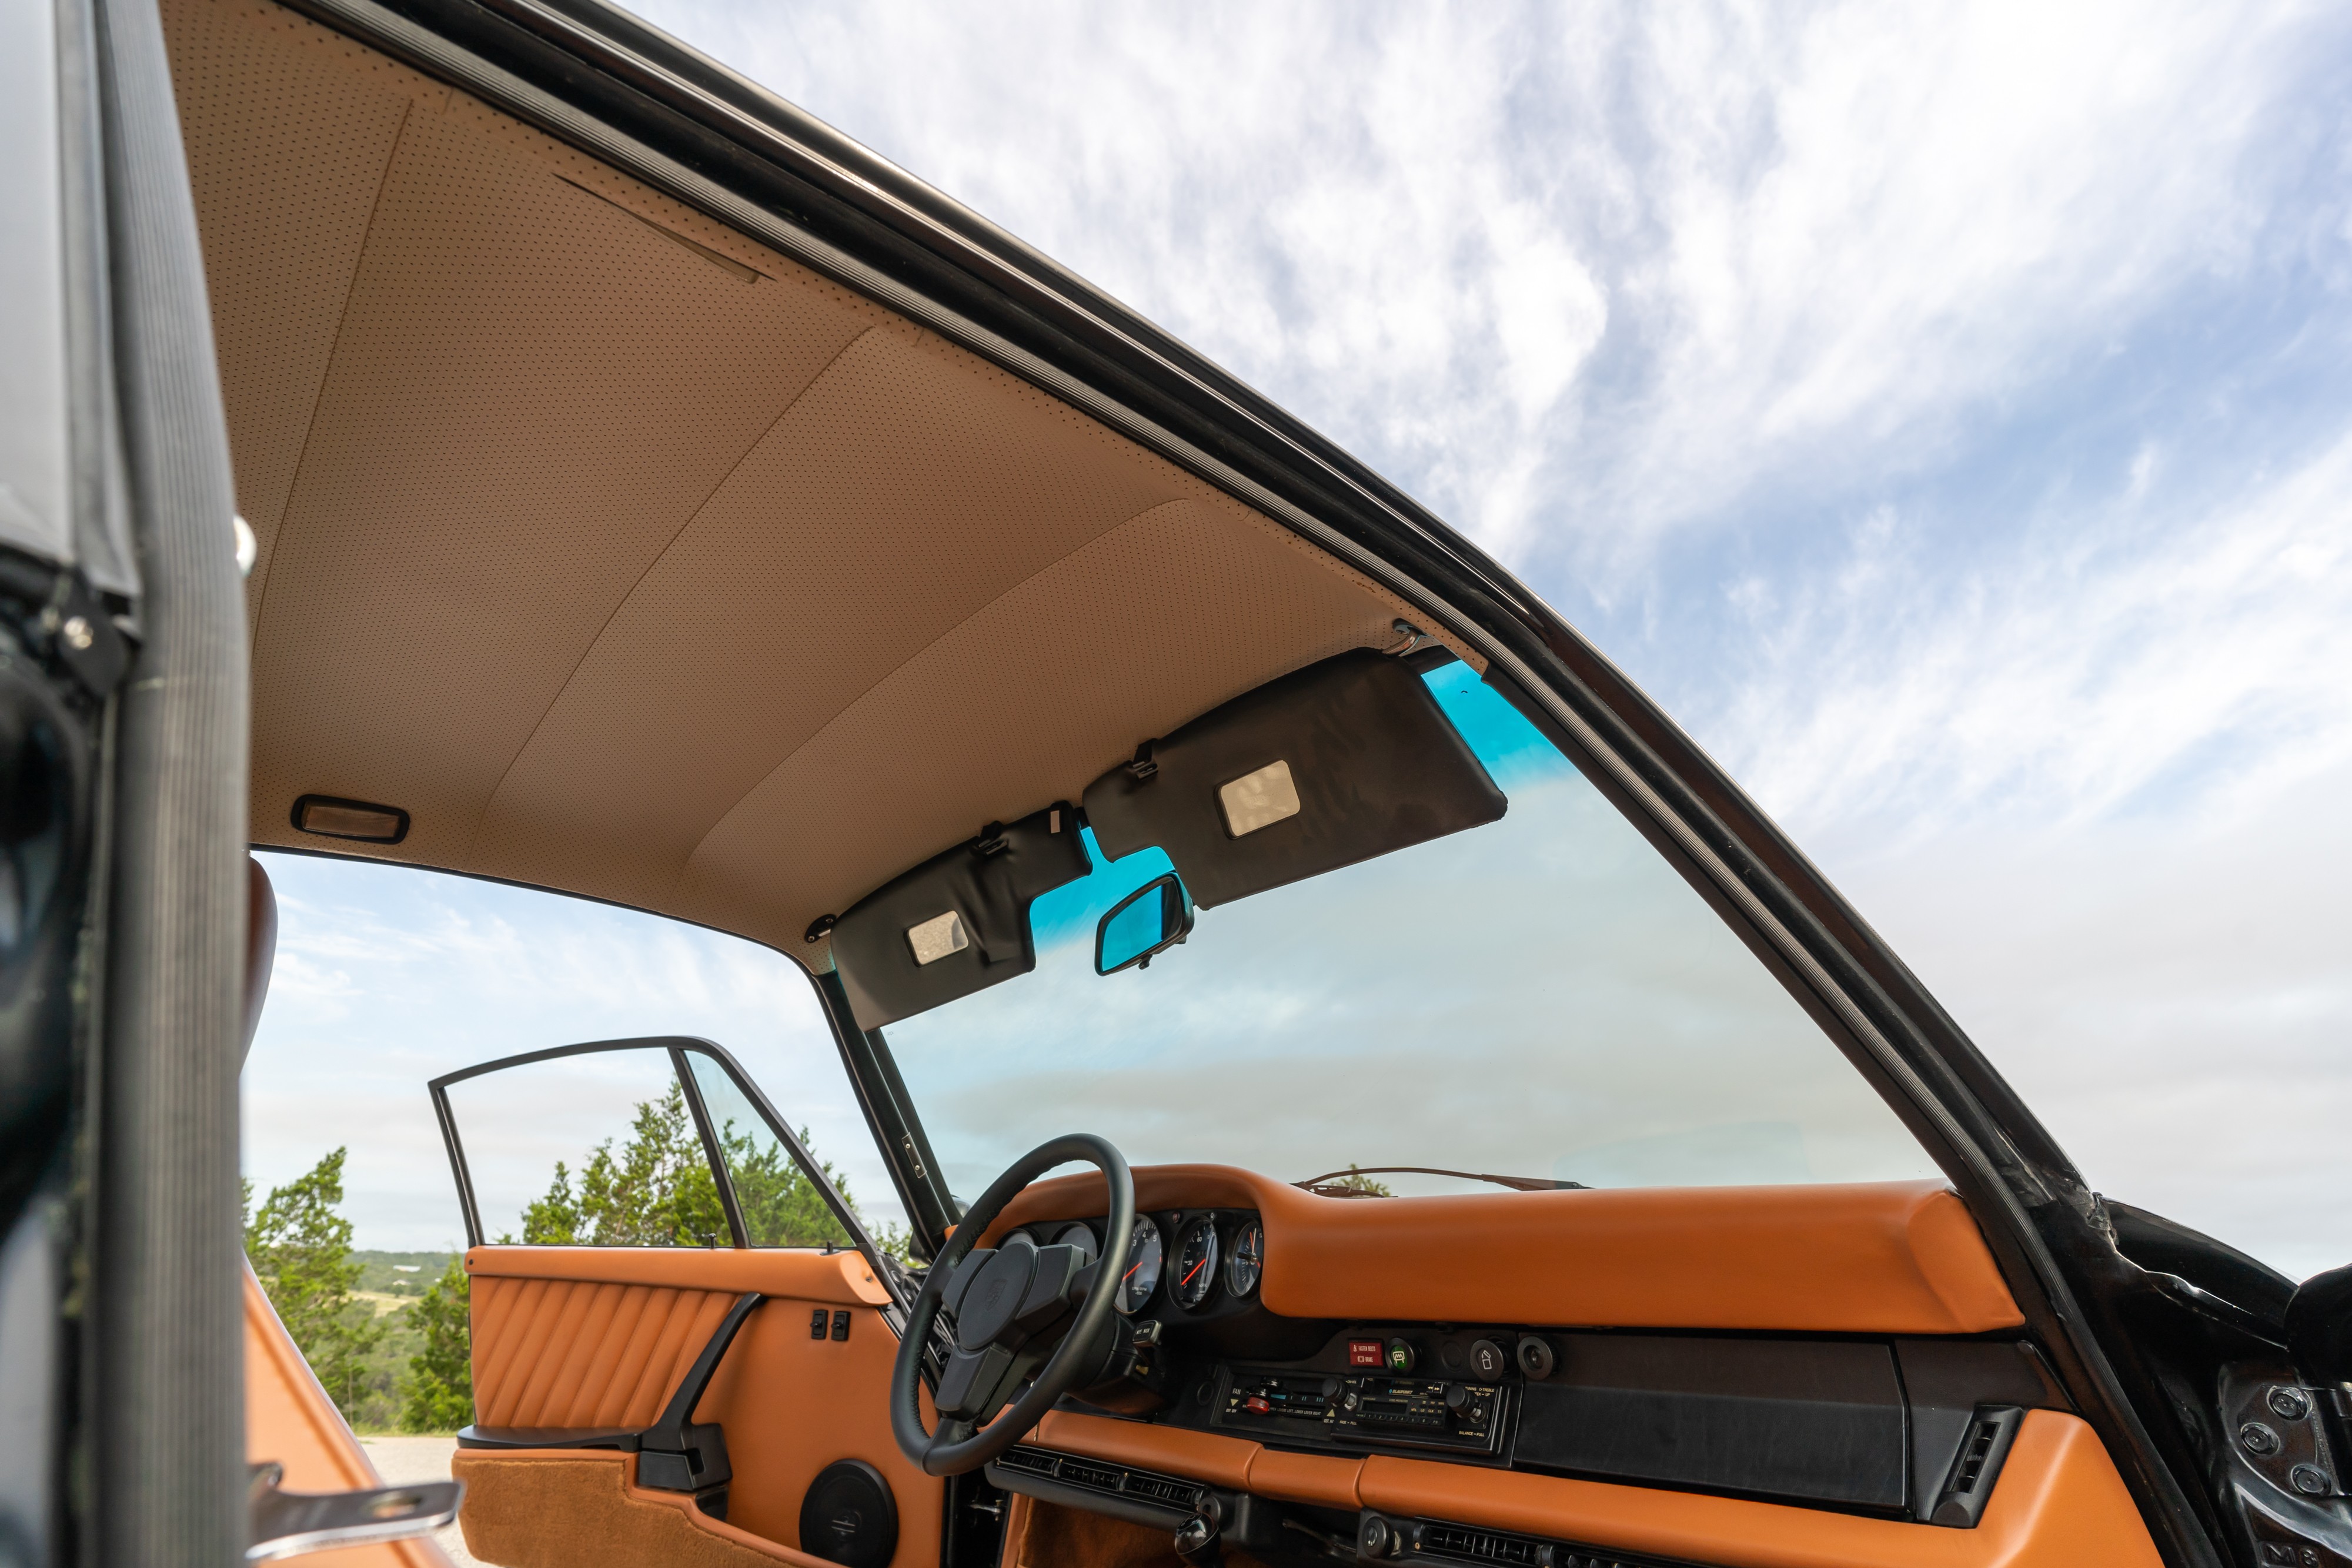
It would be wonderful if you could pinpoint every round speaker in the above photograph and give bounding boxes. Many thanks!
[799,1459,898,1568]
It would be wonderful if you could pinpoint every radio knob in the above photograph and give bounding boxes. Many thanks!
[1443,1383,1468,1411]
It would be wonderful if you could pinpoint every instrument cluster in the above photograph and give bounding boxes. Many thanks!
[1008,1209,1265,1319]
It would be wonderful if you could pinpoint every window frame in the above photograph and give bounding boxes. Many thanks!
[428,1034,901,1302]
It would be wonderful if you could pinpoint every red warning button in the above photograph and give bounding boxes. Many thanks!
[1348,1339,1384,1368]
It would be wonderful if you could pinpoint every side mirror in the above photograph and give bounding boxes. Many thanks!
[1095,874,1195,975]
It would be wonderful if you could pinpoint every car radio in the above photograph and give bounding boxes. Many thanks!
[1215,1369,1506,1456]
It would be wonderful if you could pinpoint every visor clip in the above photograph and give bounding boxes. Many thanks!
[970,823,1009,857]
[1384,618,1430,657]
[1124,741,1160,783]
[803,914,837,944]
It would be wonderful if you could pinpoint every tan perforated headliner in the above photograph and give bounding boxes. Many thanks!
[164,0,1465,965]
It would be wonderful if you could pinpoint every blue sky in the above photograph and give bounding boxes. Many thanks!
[246,0,2352,1278]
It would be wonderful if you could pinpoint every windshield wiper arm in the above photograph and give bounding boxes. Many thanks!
[1294,1166,1588,1196]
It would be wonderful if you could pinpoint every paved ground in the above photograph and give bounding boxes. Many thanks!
[359,1436,479,1567]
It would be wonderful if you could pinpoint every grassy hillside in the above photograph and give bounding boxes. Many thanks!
[342,1251,461,1433]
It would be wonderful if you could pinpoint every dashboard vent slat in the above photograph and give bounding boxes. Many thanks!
[1418,1522,1545,1566]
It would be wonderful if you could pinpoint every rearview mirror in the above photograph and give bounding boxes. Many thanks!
[1095,874,1194,975]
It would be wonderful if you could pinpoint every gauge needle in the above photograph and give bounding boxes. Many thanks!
[1124,1261,1142,1282]
[1181,1259,1207,1286]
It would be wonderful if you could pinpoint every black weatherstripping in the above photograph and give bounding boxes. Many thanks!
[252,0,2232,1557]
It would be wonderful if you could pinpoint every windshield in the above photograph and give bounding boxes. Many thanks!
[882,662,1940,1201]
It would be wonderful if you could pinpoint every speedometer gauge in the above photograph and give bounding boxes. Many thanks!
[1224,1219,1264,1298]
[1172,1218,1221,1310]
[1116,1215,1162,1314]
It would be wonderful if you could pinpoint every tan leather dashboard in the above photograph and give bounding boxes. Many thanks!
[1028,1409,2161,1568]
[989,1166,2023,1334]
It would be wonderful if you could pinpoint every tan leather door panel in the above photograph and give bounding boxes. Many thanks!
[463,1246,940,1568]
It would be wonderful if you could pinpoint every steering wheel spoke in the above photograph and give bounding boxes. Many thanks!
[933,1343,1013,1420]
[940,1247,994,1319]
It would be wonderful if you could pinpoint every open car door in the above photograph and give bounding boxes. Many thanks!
[429,1038,964,1568]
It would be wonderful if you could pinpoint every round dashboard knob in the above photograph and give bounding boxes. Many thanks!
[1516,1335,1556,1380]
[1359,1517,1398,1558]
[1468,1339,1509,1380]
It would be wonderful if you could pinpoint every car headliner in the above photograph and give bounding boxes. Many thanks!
[166,0,1478,967]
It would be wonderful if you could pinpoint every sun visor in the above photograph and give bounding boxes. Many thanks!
[1083,650,1505,908]
[831,805,1090,1029]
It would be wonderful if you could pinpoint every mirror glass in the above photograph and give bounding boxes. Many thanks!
[1095,873,1193,975]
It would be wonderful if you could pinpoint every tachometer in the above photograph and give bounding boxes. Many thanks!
[1173,1218,1221,1310]
[1116,1215,1162,1314]
[1224,1219,1264,1298]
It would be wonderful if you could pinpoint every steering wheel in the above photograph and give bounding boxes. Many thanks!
[890,1135,1135,1476]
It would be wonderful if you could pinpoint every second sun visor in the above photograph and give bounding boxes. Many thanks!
[1083,649,1506,908]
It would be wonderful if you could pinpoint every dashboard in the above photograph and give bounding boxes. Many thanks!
[991,1203,2065,1522]
[965,1171,2164,1567]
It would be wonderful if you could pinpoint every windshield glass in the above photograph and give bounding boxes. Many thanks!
[882,661,1940,1201]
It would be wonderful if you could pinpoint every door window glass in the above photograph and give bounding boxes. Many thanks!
[685,1054,877,1251]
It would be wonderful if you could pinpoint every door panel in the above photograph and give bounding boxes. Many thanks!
[465,1247,941,1567]
[472,1276,738,1431]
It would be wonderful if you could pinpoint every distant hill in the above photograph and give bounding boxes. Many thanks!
[351,1250,457,1299]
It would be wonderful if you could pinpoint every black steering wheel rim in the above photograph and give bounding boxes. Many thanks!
[890,1134,1135,1476]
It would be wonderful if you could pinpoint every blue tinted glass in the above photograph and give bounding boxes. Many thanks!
[1097,887,1166,971]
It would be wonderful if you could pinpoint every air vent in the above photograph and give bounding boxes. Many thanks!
[995,1446,1207,1515]
[1952,1424,2000,1492]
[1123,1475,1200,1508]
[1929,1405,2024,1528]
[1418,1522,1545,1566]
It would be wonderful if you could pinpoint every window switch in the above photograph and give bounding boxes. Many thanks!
[809,1309,828,1340]
[831,1310,851,1342]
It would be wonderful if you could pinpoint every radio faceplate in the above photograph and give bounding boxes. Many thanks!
[1215,1368,1506,1456]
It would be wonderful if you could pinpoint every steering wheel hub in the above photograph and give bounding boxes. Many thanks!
[955,1236,1038,1348]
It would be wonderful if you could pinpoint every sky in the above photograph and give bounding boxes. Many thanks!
[245,0,2352,1279]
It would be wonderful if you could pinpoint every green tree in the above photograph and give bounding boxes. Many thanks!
[523,1085,733,1248]
[513,1088,904,1256]
[719,1119,858,1248]
[397,1255,473,1432]
[245,1148,385,1420]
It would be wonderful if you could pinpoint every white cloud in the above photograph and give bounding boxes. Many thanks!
[1709,423,2352,845]
[639,0,2322,575]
